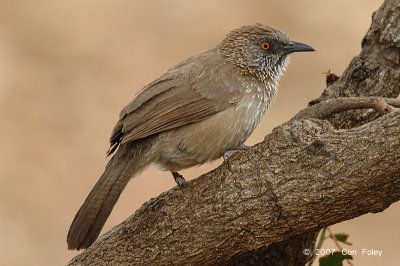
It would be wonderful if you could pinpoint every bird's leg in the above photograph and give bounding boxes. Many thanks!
[223,144,251,169]
[171,171,186,187]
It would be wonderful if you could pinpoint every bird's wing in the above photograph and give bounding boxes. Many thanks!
[108,52,244,154]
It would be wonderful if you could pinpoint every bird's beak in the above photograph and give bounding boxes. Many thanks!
[282,41,315,54]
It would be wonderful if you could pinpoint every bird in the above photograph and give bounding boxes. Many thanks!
[67,24,314,250]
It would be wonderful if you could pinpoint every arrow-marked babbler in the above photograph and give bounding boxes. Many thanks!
[67,24,315,250]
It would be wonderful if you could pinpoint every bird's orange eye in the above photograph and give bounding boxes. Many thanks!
[261,42,270,50]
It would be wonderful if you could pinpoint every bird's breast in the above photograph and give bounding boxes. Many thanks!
[235,81,277,140]
[154,81,277,171]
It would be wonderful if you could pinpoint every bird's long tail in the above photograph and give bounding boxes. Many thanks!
[67,138,155,250]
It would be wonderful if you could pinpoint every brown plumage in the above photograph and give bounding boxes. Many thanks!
[67,24,314,250]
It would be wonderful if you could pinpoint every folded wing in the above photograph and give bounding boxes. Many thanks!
[108,52,244,155]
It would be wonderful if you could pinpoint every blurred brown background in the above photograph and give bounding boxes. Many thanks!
[1,0,398,265]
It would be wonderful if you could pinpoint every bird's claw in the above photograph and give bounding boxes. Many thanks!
[172,172,186,187]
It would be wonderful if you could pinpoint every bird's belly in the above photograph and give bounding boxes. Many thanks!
[155,94,269,171]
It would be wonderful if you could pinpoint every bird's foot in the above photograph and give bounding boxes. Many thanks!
[172,172,186,187]
[223,144,251,170]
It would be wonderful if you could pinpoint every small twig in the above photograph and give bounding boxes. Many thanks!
[323,70,340,86]
[315,228,327,254]
[374,98,397,114]
[292,96,400,121]
[327,227,354,266]
[306,228,327,266]
[327,227,343,251]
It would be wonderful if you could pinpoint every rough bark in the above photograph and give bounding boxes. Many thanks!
[311,0,400,129]
[68,0,400,265]
[69,112,400,266]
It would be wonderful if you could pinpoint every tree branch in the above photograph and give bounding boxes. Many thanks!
[311,0,400,129]
[292,96,400,121]
[69,111,400,265]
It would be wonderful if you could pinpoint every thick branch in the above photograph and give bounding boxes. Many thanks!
[293,96,400,121]
[312,0,400,128]
[69,111,400,265]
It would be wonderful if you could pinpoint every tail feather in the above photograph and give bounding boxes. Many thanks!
[67,139,154,250]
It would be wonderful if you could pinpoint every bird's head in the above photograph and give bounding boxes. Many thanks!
[219,24,314,82]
